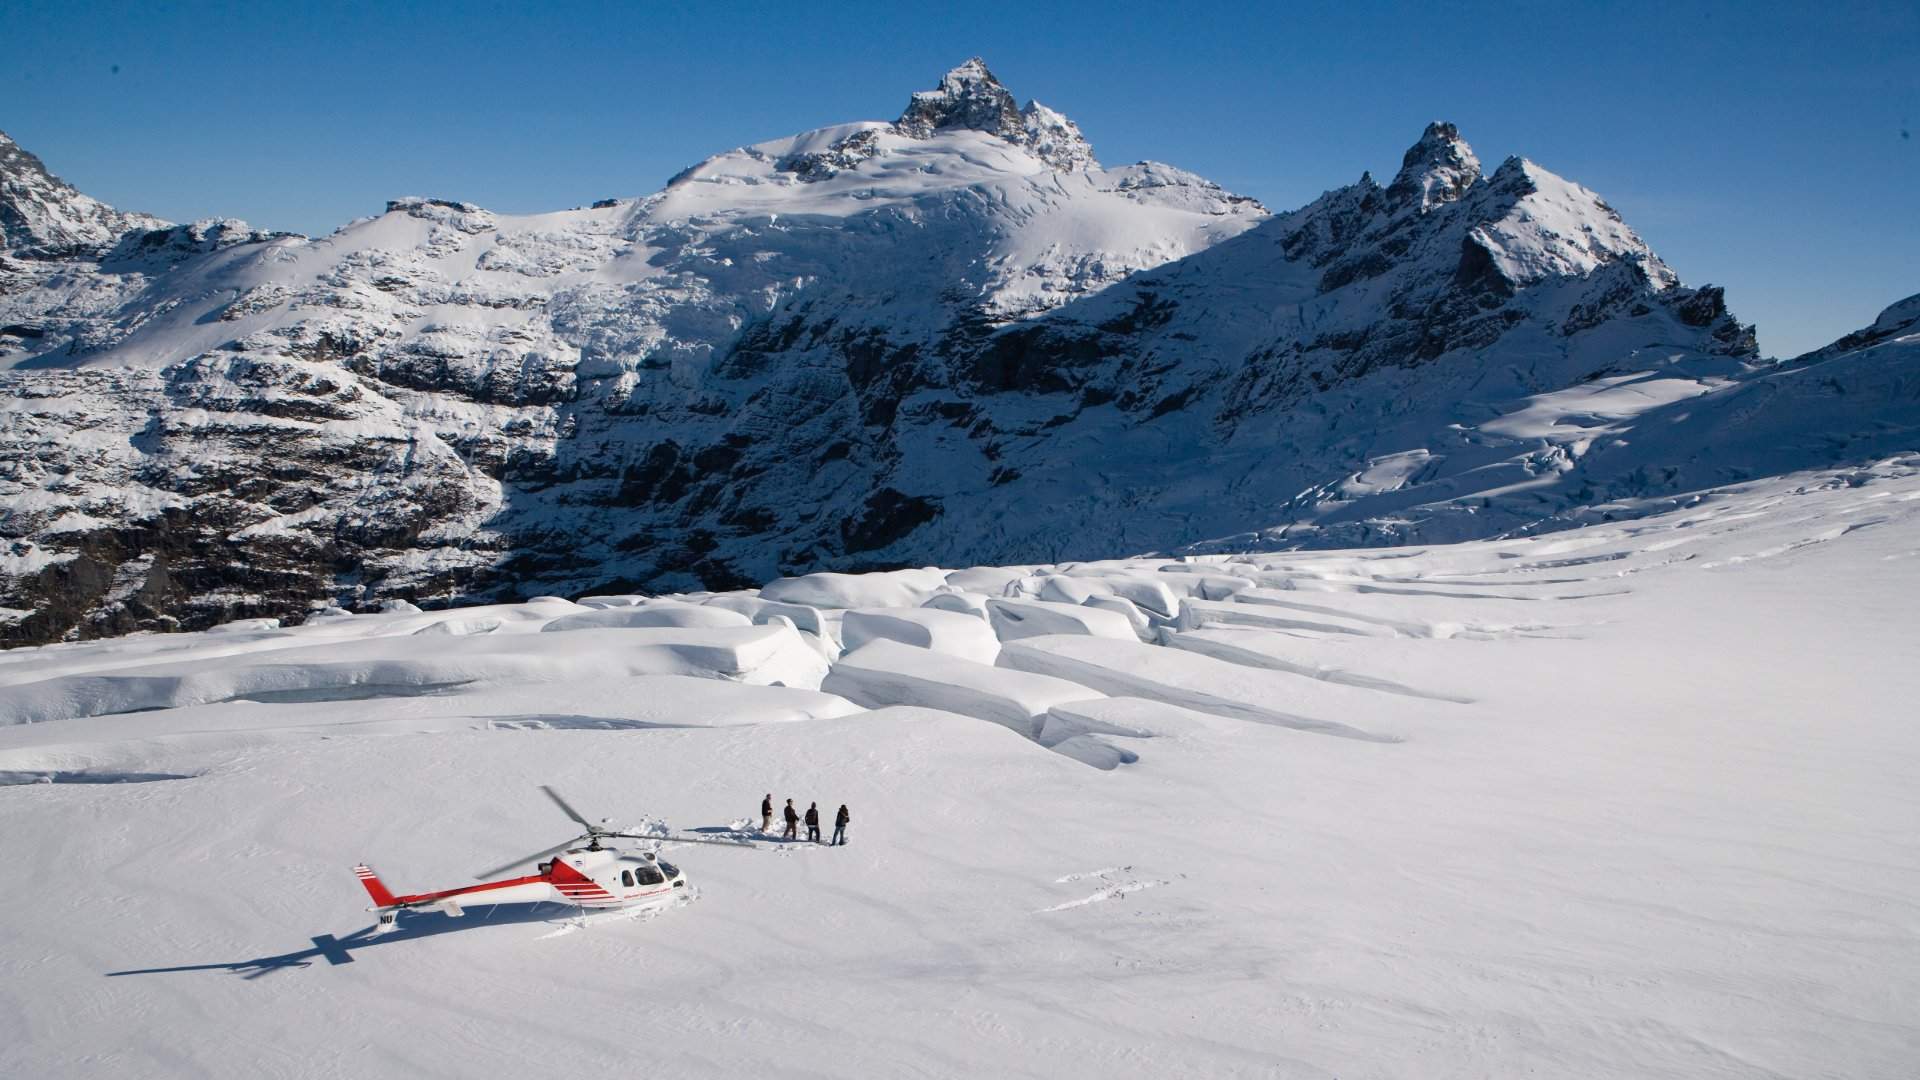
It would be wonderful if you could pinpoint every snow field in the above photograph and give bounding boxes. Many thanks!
[1,462,1918,1077]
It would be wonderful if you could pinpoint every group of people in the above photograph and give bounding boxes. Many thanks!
[762,794,850,845]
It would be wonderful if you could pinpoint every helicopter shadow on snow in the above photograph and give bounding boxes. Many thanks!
[104,903,576,981]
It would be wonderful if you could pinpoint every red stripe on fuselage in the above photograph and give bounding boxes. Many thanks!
[548,857,615,898]
[383,855,640,908]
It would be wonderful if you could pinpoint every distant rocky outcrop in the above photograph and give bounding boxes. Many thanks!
[1,130,166,258]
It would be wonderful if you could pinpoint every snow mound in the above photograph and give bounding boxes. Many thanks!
[0,624,829,725]
[760,569,949,610]
[542,603,752,631]
[823,638,1100,741]
[840,607,1001,665]
[985,597,1139,642]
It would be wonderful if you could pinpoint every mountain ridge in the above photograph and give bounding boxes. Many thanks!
[1,61,1913,646]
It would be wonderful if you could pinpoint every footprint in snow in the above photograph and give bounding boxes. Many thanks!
[1055,866,1127,883]
[1039,866,1171,912]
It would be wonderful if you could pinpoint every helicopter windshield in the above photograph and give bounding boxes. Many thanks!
[657,860,678,878]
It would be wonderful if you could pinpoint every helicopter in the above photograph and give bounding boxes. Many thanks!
[353,786,757,933]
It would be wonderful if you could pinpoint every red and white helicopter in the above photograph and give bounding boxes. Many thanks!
[353,786,756,933]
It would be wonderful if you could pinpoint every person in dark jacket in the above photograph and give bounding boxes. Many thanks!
[832,804,850,846]
[782,798,799,840]
[804,802,822,843]
[760,793,773,833]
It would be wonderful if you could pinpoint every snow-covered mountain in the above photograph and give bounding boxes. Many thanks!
[0,131,166,257]
[1,60,1914,645]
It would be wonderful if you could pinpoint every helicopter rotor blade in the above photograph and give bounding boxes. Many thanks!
[474,837,578,880]
[540,785,595,830]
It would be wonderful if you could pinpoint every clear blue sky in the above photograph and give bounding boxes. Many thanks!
[7,0,1915,356]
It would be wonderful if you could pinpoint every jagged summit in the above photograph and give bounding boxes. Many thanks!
[895,58,1096,171]
[1385,121,1481,211]
[1278,122,1676,298]
[1,129,165,257]
[1005,99,1096,172]
[895,58,1024,140]
[1469,153,1677,289]
[766,59,1098,180]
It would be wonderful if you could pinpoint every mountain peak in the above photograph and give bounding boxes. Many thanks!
[937,57,999,94]
[897,57,1022,140]
[1386,121,1482,212]
[1,128,165,258]
[768,60,1099,181]
[1018,101,1097,172]
[893,59,1097,171]
[1463,153,1677,290]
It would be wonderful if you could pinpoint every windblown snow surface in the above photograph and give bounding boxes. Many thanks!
[2,459,1918,1078]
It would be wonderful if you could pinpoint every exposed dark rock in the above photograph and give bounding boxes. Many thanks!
[841,488,942,553]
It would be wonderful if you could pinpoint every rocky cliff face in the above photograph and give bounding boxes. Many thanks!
[1,63,1910,645]
[0,132,165,258]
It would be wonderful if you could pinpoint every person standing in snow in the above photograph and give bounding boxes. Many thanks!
[832,804,850,846]
[804,802,822,843]
[761,793,773,833]
[782,798,799,840]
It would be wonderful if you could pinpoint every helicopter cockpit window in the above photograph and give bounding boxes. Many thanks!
[621,870,635,888]
[656,860,678,878]
[636,864,665,886]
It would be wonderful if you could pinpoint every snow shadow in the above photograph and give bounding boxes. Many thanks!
[227,681,474,705]
[1161,634,1473,704]
[0,770,198,787]
[684,824,837,848]
[484,714,696,731]
[104,903,571,980]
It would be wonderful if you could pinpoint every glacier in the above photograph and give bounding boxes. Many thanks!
[1,456,1917,1076]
